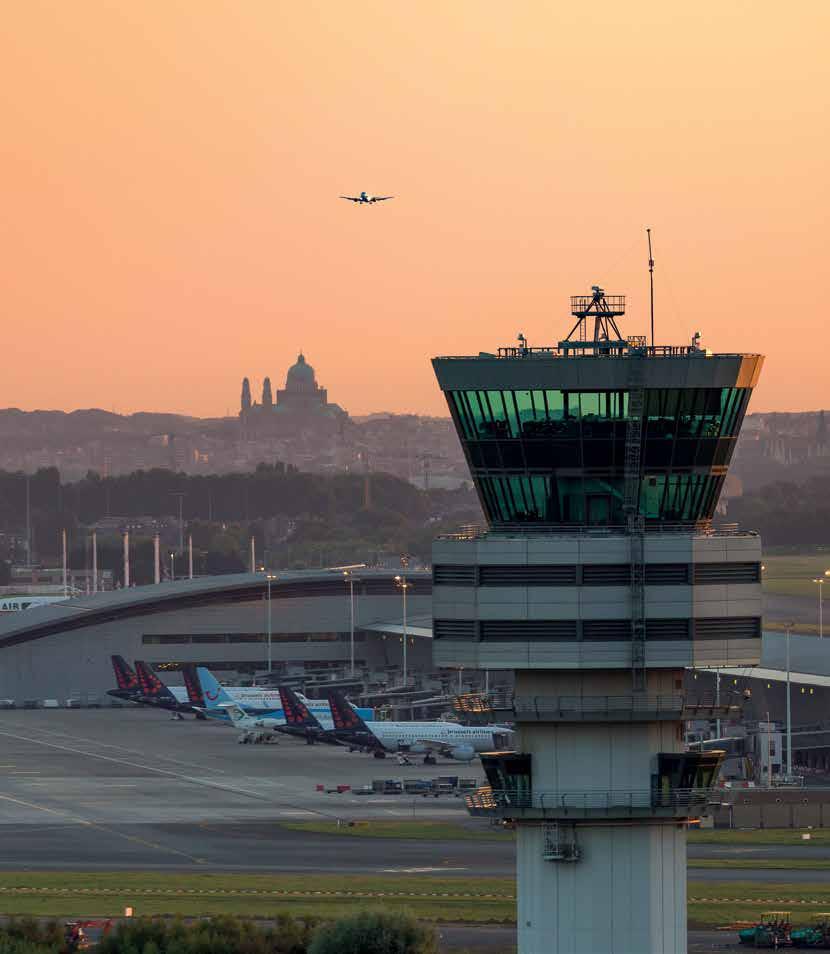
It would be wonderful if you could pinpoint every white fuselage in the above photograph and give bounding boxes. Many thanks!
[367,721,511,754]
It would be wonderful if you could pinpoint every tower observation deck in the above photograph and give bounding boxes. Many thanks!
[430,286,764,954]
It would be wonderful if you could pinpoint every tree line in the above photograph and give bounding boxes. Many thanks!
[0,465,479,577]
[726,474,830,545]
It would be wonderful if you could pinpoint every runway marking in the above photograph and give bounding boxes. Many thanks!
[0,727,338,820]
[382,867,470,874]
[0,792,206,865]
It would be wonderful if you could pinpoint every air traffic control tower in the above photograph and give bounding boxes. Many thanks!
[431,287,764,953]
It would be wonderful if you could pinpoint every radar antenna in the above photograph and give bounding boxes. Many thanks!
[560,286,629,355]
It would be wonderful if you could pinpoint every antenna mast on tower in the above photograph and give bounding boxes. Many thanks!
[647,228,655,348]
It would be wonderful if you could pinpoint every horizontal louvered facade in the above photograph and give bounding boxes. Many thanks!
[432,531,762,670]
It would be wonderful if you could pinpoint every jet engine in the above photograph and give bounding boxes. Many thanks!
[448,744,476,762]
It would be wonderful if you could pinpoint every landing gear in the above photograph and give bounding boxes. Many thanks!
[423,754,437,766]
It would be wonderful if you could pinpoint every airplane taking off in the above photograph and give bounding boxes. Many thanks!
[325,690,514,763]
[339,191,393,204]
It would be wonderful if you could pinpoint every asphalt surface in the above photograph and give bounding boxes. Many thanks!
[0,708,499,873]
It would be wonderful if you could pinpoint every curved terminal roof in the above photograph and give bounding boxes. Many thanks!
[0,569,431,650]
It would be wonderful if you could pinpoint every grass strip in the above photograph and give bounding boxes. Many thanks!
[279,820,510,841]
[690,859,830,870]
[689,829,830,846]
[688,880,830,930]
[0,872,515,924]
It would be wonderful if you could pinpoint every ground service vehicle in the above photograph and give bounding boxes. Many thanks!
[791,913,830,948]
[739,911,792,947]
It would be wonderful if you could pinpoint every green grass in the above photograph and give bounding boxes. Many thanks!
[689,828,830,846]
[688,880,830,929]
[762,553,830,600]
[690,859,830,870]
[279,820,511,841]
[0,871,515,924]
[5,869,830,934]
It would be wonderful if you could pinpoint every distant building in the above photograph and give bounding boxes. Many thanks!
[239,354,349,437]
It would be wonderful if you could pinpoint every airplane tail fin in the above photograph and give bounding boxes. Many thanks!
[181,664,205,707]
[278,686,323,730]
[324,689,370,733]
[111,655,139,691]
[195,666,235,709]
[135,660,177,701]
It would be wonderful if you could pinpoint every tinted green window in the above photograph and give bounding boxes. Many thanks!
[447,386,750,525]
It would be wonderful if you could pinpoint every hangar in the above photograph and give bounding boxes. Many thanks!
[0,569,432,702]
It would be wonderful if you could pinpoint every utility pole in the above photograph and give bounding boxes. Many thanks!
[92,530,98,594]
[61,529,68,597]
[25,474,31,566]
[170,492,185,555]
[395,556,412,687]
[123,531,130,588]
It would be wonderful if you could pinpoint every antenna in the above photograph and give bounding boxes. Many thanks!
[647,228,655,348]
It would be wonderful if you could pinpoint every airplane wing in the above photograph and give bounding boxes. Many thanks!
[371,196,394,202]
[339,196,361,202]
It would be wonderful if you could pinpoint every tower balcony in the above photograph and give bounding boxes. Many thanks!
[465,785,715,820]
[455,691,741,723]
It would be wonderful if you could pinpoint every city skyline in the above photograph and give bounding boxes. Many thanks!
[2,2,828,417]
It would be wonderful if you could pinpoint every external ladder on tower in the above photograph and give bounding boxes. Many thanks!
[624,353,647,692]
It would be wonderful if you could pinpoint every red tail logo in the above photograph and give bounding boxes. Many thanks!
[328,693,359,730]
[181,665,204,706]
[136,661,164,696]
[111,656,138,690]
[279,687,311,724]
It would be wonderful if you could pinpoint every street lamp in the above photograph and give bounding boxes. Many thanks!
[265,573,277,675]
[785,622,793,778]
[394,557,413,687]
[343,569,359,677]
[812,570,830,639]
[169,552,176,582]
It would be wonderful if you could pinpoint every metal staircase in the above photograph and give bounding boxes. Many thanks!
[624,355,647,691]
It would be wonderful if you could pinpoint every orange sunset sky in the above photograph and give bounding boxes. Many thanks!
[2,1,828,418]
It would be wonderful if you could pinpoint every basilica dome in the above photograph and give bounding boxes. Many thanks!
[286,353,316,392]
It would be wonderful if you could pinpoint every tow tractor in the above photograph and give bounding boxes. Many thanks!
[739,911,792,947]
[64,919,114,951]
[791,913,830,948]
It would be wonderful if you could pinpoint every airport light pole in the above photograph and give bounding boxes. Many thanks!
[786,622,793,777]
[813,571,830,639]
[170,552,175,582]
[265,573,277,675]
[343,569,356,677]
[394,557,412,687]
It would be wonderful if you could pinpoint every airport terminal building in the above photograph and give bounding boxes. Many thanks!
[0,570,432,702]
